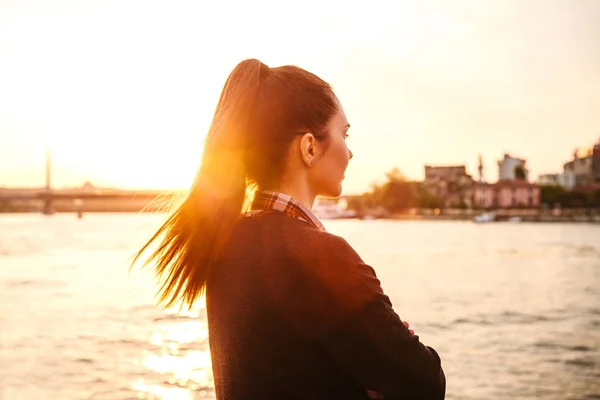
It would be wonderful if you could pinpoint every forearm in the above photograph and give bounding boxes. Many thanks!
[322,295,445,399]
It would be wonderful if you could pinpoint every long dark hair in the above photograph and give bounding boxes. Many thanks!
[133,59,338,308]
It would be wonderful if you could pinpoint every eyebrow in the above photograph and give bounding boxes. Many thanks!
[343,124,351,129]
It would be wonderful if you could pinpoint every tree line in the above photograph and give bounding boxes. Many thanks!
[346,168,444,215]
[540,185,600,208]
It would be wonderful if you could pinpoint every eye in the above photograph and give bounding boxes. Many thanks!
[343,133,350,140]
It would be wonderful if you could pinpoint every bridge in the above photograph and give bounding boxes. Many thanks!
[0,191,173,201]
[0,189,180,214]
[0,147,182,214]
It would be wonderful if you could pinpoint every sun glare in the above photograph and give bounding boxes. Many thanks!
[134,299,212,399]
[2,1,599,191]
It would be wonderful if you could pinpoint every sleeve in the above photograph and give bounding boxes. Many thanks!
[321,290,446,399]
[272,233,446,399]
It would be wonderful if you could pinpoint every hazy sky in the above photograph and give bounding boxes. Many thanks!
[1,0,599,194]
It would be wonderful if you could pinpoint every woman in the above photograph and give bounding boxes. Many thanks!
[135,59,445,399]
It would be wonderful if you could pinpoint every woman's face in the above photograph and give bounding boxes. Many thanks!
[310,100,353,198]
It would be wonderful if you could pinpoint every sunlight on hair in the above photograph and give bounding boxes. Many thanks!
[243,182,257,213]
[141,190,189,214]
[200,147,245,200]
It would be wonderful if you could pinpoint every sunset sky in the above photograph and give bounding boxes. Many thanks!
[1,0,599,194]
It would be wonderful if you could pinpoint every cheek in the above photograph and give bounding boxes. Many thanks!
[337,141,350,168]
[316,139,349,183]
[325,142,349,181]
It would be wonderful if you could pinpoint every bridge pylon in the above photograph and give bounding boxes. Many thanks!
[43,146,54,215]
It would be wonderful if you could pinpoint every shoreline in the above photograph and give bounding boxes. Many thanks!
[1,210,599,223]
[387,214,600,223]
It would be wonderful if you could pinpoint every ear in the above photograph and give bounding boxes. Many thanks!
[299,133,317,167]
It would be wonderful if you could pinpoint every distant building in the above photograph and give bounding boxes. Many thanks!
[473,184,495,209]
[473,181,540,209]
[563,149,595,189]
[538,174,560,186]
[593,142,600,183]
[423,165,474,208]
[424,165,467,181]
[562,171,577,190]
[537,173,571,188]
[498,154,529,181]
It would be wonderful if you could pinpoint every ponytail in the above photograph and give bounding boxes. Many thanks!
[133,59,266,308]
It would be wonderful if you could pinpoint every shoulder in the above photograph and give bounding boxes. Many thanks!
[281,222,384,302]
[234,213,378,286]
[236,212,355,253]
[291,228,364,268]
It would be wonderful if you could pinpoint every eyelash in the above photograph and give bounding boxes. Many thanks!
[343,133,350,139]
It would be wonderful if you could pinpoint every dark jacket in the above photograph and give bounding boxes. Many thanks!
[207,212,446,399]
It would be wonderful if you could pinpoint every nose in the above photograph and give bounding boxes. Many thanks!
[348,149,353,160]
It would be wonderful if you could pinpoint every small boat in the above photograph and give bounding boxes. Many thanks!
[474,212,496,223]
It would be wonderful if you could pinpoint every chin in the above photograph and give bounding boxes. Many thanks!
[323,183,343,198]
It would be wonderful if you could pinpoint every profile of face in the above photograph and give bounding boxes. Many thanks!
[305,99,353,198]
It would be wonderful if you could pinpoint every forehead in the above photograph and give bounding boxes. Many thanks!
[331,97,349,127]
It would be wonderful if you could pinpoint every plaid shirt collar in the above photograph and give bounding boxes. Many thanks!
[245,190,326,232]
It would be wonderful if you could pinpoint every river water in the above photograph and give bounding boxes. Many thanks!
[0,214,599,400]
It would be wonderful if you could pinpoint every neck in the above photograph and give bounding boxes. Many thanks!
[268,181,317,210]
